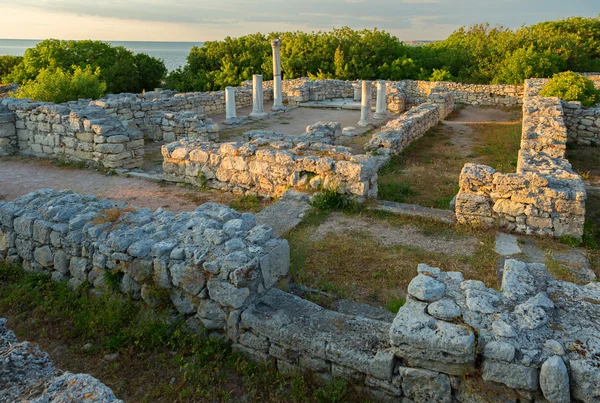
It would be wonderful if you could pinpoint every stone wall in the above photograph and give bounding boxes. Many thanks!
[145,111,219,142]
[365,90,454,155]
[2,190,600,401]
[1,318,122,402]
[0,99,144,169]
[562,101,600,145]
[0,188,290,333]
[0,103,16,156]
[401,80,523,106]
[162,136,382,199]
[455,79,586,238]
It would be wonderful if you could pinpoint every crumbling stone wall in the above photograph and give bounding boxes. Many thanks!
[455,79,586,238]
[1,318,122,402]
[162,135,382,199]
[365,90,454,155]
[0,104,16,156]
[145,111,218,143]
[562,101,600,145]
[0,189,290,334]
[2,190,600,401]
[0,99,144,169]
[401,80,523,106]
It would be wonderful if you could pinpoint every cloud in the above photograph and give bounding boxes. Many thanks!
[1,0,598,41]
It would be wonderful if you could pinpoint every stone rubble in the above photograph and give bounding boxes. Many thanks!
[0,318,122,402]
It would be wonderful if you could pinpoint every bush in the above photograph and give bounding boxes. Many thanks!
[540,71,600,107]
[429,68,453,82]
[5,39,166,94]
[0,55,22,80]
[311,189,360,212]
[14,66,106,103]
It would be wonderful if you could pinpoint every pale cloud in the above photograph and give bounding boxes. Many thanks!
[0,0,597,41]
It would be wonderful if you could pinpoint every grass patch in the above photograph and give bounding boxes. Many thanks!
[376,108,522,209]
[311,190,360,212]
[0,263,362,402]
[286,210,501,306]
[229,195,268,214]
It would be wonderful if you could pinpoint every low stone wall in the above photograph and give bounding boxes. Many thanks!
[365,90,454,155]
[238,259,600,402]
[0,188,290,332]
[162,137,382,199]
[401,80,523,106]
[0,104,16,156]
[0,99,144,169]
[2,190,600,401]
[455,79,586,238]
[284,79,354,104]
[146,111,219,143]
[1,318,122,402]
[562,101,600,145]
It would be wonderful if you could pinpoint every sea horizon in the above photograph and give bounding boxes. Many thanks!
[0,39,205,71]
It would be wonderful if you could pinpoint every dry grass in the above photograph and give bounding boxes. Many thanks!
[377,109,522,209]
[93,207,135,225]
[286,210,500,308]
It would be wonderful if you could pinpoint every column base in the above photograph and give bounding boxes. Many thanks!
[357,119,371,127]
[223,117,240,125]
[373,112,388,120]
[271,104,286,112]
[249,112,268,119]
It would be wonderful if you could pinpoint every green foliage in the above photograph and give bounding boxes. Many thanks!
[0,263,358,401]
[429,68,453,82]
[166,16,600,91]
[5,39,166,95]
[0,55,22,79]
[14,66,106,104]
[311,189,360,212]
[540,71,600,107]
[386,298,405,313]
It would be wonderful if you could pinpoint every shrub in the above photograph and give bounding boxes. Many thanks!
[429,68,453,82]
[0,55,22,80]
[540,71,600,107]
[5,39,166,94]
[311,189,359,212]
[14,66,106,103]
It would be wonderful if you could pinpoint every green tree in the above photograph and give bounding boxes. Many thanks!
[5,39,166,94]
[0,56,23,80]
[540,72,600,107]
[14,66,106,103]
[492,46,564,84]
[430,68,453,82]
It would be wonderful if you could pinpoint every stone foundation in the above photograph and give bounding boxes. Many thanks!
[365,90,454,155]
[162,135,382,199]
[455,79,586,238]
[400,80,523,106]
[1,99,144,169]
[2,190,600,402]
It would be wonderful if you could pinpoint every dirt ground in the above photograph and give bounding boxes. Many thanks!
[377,105,522,208]
[213,102,389,142]
[0,157,246,213]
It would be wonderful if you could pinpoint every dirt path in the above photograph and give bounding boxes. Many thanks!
[0,157,241,213]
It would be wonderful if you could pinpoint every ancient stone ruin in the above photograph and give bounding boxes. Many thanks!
[2,189,600,402]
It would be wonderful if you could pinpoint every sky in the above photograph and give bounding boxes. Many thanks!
[0,0,598,42]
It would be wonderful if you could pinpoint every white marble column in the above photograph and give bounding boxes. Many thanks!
[374,80,388,119]
[271,39,285,111]
[358,80,371,127]
[352,82,361,101]
[249,74,267,119]
[223,86,239,125]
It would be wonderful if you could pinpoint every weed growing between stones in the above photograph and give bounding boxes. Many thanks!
[310,189,360,212]
[92,207,134,225]
[0,263,359,402]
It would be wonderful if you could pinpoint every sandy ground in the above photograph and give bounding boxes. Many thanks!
[0,157,240,213]
[443,105,521,157]
[211,101,389,142]
[312,212,478,256]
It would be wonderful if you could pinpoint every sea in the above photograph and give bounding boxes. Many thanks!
[0,39,204,71]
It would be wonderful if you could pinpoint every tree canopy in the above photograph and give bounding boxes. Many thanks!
[4,39,167,95]
[165,15,600,91]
